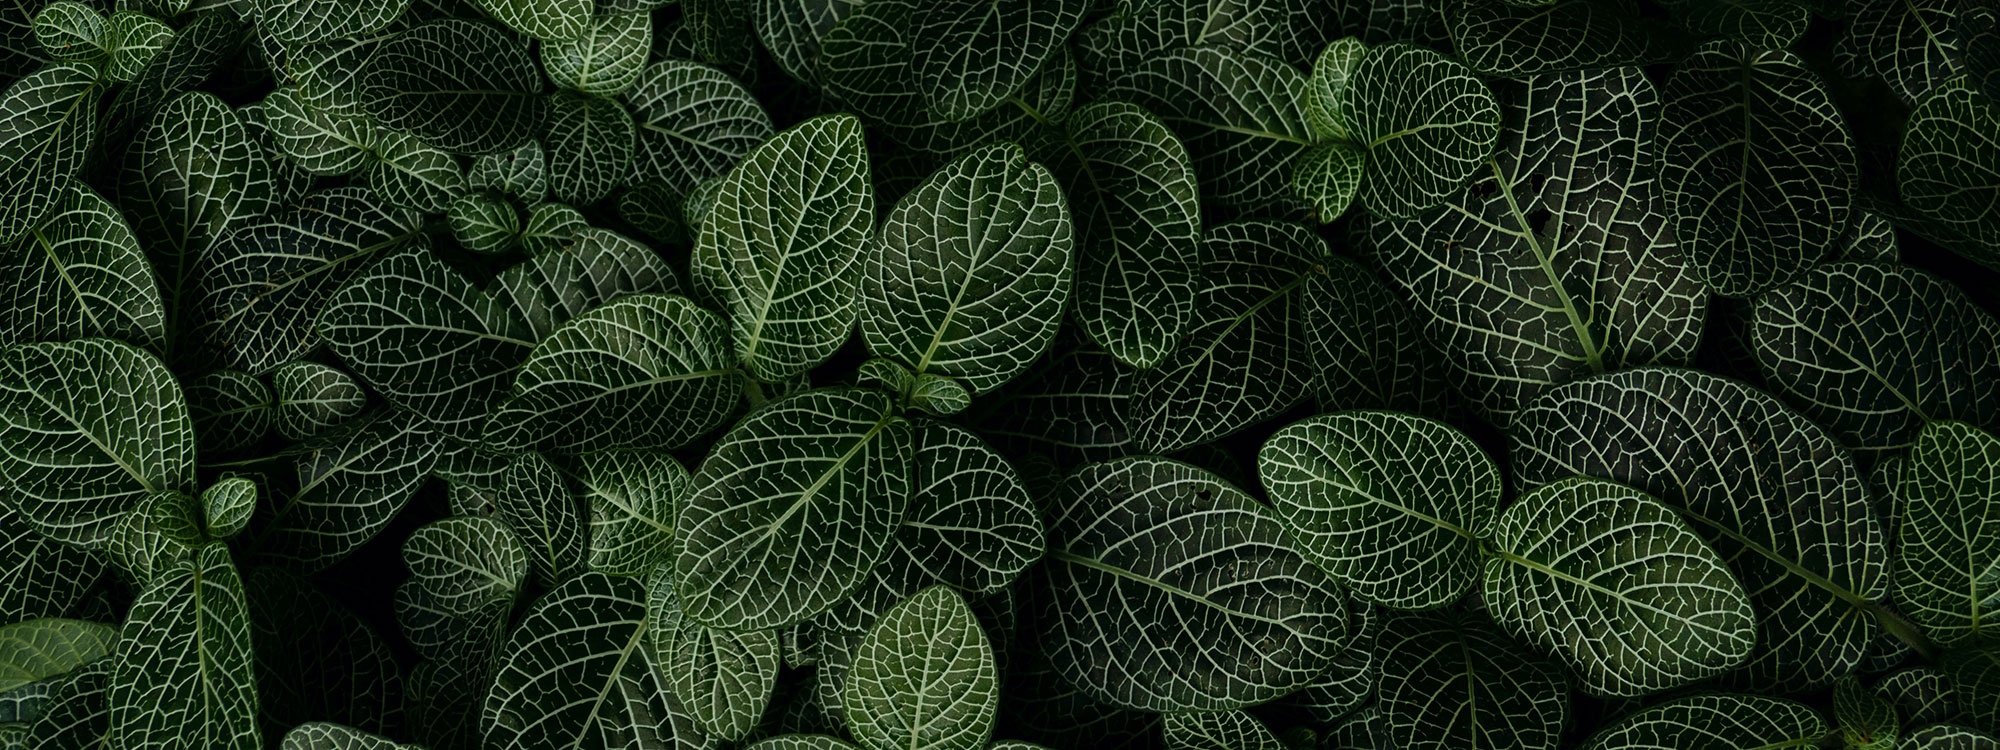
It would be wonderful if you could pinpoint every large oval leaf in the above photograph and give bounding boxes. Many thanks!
[1483,476,1756,696]
[543,11,649,94]
[401,515,527,619]
[1897,421,2000,646]
[845,586,997,750]
[0,179,166,354]
[625,58,774,198]
[676,388,913,631]
[1037,456,1350,712]
[0,338,194,546]
[1900,77,2000,261]
[576,449,689,577]
[898,420,1043,595]
[484,572,712,749]
[544,92,636,205]
[1751,261,2000,458]
[357,19,545,153]
[0,62,102,244]
[861,143,1073,394]
[484,293,740,455]
[1511,367,1888,690]
[1345,42,1502,219]
[1377,611,1568,750]
[0,618,115,692]
[1368,66,1706,426]
[1104,45,1312,212]
[699,115,874,382]
[908,0,1086,122]
[108,542,258,750]
[663,619,780,742]
[1258,411,1500,609]
[1662,41,1857,297]
[1578,693,1830,749]
[243,409,443,571]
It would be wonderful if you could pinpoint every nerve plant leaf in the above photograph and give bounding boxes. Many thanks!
[1578,693,1830,749]
[1900,76,2000,256]
[109,543,259,750]
[272,361,368,441]
[1896,420,2000,646]
[1343,42,1501,219]
[844,586,998,750]
[402,516,527,618]
[1377,611,1568,750]
[908,0,1087,122]
[0,179,167,354]
[543,11,649,95]
[0,62,102,245]
[357,19,545,153]
[626,58,775,197]
[1036,456,1351,712]
[0,619,116,692]
[575,449,688,577]
[663,619,780,741]
[1105,45,1313,212]
[244,408,443,571]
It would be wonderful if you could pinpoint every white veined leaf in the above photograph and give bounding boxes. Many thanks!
[1449,0,1686,79]
[861,142,1073,394]
[0,179,167,354]
[700,114,874,382]
[105,489,201,586]
[468,0,587,41]
[625,58,774,198]
[1837,674,1902,750]
[468,140,547,203]
[0,504,105,623]
[1377,611,1568,750]
[908,0,1087,121]
[256,0,412,46]
[1948,642,2000,735]
[522,202,588,255]
[280,722,416,750]
[896,420,1043,595]
[748,735,861,750]
[1130,220,1322,453]
[1291,141,1364,222]
[844,586,998,750]
[1259,411,1501,609]
[0,338,195,547]
[1578,693,1830,749]
[1874,666,1958,727]
[484,572,713,750]
[1834,0,1963,105]
[197,188,424,375]
[492,226,681,341]
[0,62,102,244]
[1897,421,2000,647]
[544,11,649,95]
[361,130,465,213]
[1037,456,1351,712]
[1164,710,1283,750]
[447,192,520,254]
[664,619,781,741]
[1657,0,1809,49]
[356,19,545,153]
[1073,0,1337,88]
[241,409,444,571]
[1483,476,1757,696]
[259,86,376,176]
[1104,45,1312,212]
[484,294,740,455]
[543,92,636,205]
[574,449,688,577]
[1304,254,1448,417]
[32,3,102,62]
[1899,76,2000,255]
[756,0,855,85]
[1039,101,1200,371]
[1904,724,2000,748]
[108,542,259,750]
[1307,37,1366,141]
[99,10,249,158]
[1512,366,1890,690]
[201,477,255,540]
[1662,41,1857,297]
[401,515,527,619]
[19,655,109,748]
[1369,66,1706,426]
[0,619,116,692]
[493,451,587,586]
[677,387,913,631]
[1751,261,2000,458]
[1281,597,1377,723]
[272,361,368,441]
[1344,42,1502,219]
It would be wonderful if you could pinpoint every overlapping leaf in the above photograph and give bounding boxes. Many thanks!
[1900,77,2000,256]
[663,619,780,741]
[626,58,774,197]
[0,179,166,354]
[108,543,259,750]
[357,19,544,153]
[258,0,412,46]
[1105,45,1312,212]
[845,586,997,750]
[1578,693,1830,749]
[1449,0,1684,78]
[272,361,368,441]
[242,409,443,571]
[1164,710,1282,750]
[0,619,115,692]
[896,420,1043,595]
[543,11,649,95]
[0,62,101,244]
[401,516,527,618]
[1897,421,2000,646]
[908,0,1086,122]
[1344,42,1502,219]
[1377,611,1568,750]
[0,505,104,622]
[544,92,636,206]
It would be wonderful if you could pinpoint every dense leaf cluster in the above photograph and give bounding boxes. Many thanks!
[1,0,1999,749]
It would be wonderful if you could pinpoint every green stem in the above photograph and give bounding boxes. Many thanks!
[1866,601,1939,662]
[740,371,767,409]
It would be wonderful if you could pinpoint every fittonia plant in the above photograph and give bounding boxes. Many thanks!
[2,0,2000,749]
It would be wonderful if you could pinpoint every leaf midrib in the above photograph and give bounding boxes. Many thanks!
[1048,549,1295,628]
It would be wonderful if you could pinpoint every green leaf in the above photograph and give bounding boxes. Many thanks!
[1164,710,1283,750]
[683,0,756,72]
[362,130,465,214]
[256,0,413,46]
[201,478,255,540]
[1449,0,1684,79]
[909,0,1086,121]
[626,58,774,198]
[468,140,547,203]
[0,179,167,354]
[1074,0,1337,88]
[543,92,636,205]
[1662,41,1857,297]
[259,87,376,176]
[1307,37,1366,141]
[844,586,997,750]
[100,12,171,82]
[861,143,1073,394]
[0,62,104,244]
[1104,45,1313,212]
[748,736,861,750]
[402,516,526,618]
[32,3,102,62]
[1258,411,1500,609]
[272,361,368,441]
[1750,261,2000,458]
[0,504,104,623]
[20,657,108,749]
[1512,367,1889,690]
[280,722,414,750]
[1897,421,2000,646]
[0,619,116,692]
[1658,0,1810,49]
[664,620,780,741]
[447,192,521,254]
[469,0,587,41]
[105,489,201,585]
[677,388,913,630]
[1904,725,2000,749]
[898,420,1043,595]
[492,225,681,340]
[1837,674,1902,750]
[1834,0,1965,105]
[1304,255,1447,416]
[1345,42,1502,219]
[1483,476,1757,696]
[756,0,856,85]
[484,572,712,750]
[242,409,444,570]
[197,188,424,375]
[1130,220,1322,453]
[1369,67,1706,426]
[0,338,194,546]
[544,12,649,95]
[493,451,587,585]
[1377,611,1567,750]
[1900,77,2000,255]
[700,114,874,382]
[521,202,588,254]
[1042,101,1201,371]
[575,449,688,577]
[1578,693,1830,749]
[108,542,259,750]
[1037,456,1350,712]
[357,19,545,153]
[1282,598,1377,723]
[1291,142,1364,222]
[485,293,739,455]
[1876,666,1958,726]
[100,11,249,158]
[1948,641,2000,734]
